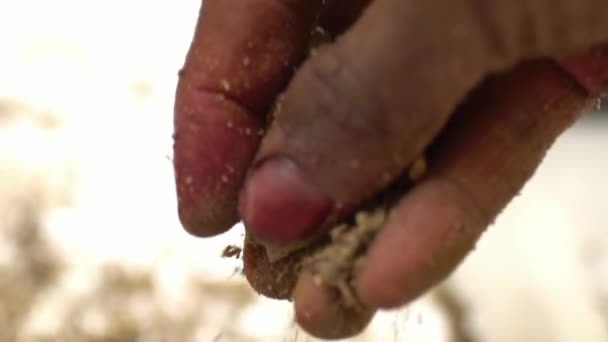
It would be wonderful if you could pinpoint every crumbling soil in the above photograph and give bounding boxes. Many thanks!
[242,157,427,309]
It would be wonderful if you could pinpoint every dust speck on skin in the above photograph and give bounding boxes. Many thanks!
[221,79,231,91]
[408,156,427,182]
[301,310,312,320]
[392,153,405,166]
[182,105,194,115]
[189,123,200,133]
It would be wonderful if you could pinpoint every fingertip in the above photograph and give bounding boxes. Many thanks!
[294,271,374,340]
[239,157,332,243]
[357,180,480,309]
[177,192,239,237]
[174,91,262,237]
[242,235,300,299]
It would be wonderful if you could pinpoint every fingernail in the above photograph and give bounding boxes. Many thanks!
[239,157,331,242]
[559,46,608,95]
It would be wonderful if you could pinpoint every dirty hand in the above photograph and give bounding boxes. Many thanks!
[173,0,608,338]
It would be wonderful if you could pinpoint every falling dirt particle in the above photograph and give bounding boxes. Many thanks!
[349,159,361,169]
[226,165,235,174]
[221,79,231,91]
[185,176,193,185]
[244,128,252,136]
[303,209,387,310]
[408,156,427,182]
[301,310,312,320]
[242,57,250,66]
[257,129,265,136]
[227,121,234,128]
[221,175,229,183]
[222,245,242,259]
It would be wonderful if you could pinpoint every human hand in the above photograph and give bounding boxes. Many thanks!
[173,0,608,338]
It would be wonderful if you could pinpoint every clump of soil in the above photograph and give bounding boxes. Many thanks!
[302,208,386,309]
[242,157,427,309]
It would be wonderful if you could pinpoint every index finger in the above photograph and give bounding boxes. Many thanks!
[173,0,323,236]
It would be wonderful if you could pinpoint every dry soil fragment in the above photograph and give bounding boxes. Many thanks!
[303,209,387,309]
[221,245,242,259]
[243,156,427,309]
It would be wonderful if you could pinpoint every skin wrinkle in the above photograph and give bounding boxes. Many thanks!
[473,0,608,59]
[429,175,491,230]
[190,82,260,118]
[282,46,391,144]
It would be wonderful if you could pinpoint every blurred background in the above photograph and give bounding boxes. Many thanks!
[1,1,607,341]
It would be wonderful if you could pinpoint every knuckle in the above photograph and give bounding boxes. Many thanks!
[285,45,392,145]
[468,0,608,63]
[466,0,528,63]
[434,175,491,232]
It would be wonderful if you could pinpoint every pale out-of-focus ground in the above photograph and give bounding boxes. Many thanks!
[1,1,607,341]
